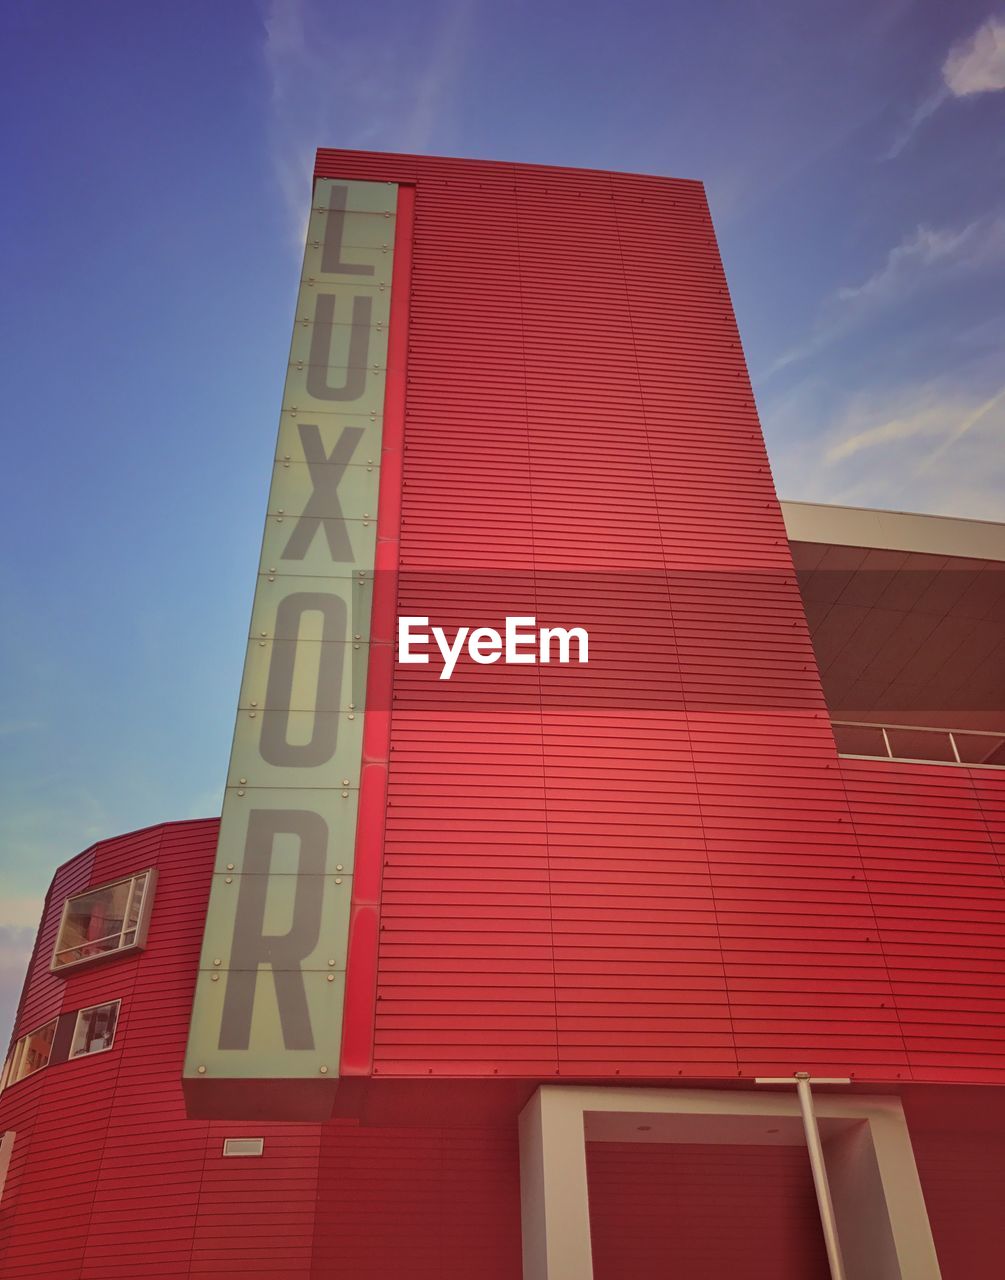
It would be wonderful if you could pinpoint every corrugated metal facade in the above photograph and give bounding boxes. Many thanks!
[1,151,1003,1277]
[309,148,1005,1086]
[3,821,1004,1278]
[586,1141,831,1279]
[0,822,525,1279]
[0,821,219,1278]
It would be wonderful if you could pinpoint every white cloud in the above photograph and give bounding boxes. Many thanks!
[943,14,1005,96]
[764,216,1005,377]
[823,383,1005,467]
[0,924,37,1045]
[400,0,474,155]
[261,0,476,245]
[765,373,1005,519]
[884,86,949,160]
[836,217,1005,306]
[913,384,1005,476]
[888,14,1005,156]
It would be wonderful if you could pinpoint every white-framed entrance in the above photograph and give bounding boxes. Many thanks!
[518,1084,941,1280]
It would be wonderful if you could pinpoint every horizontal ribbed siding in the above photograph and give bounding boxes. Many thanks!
[0,822,219,1279]
[0,819,527,1279]
[311,1122,522,1278]
[314,150,946,1082]
[841,759,1005,1082]
[587,1140,830,1280]
[905,1090,1005,1278]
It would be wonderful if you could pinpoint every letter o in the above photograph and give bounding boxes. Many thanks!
[260,591,347,766]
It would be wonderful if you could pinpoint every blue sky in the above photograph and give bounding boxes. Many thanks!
[1,0,1003,1039]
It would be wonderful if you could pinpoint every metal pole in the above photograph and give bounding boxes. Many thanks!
[794,1072,847,1280]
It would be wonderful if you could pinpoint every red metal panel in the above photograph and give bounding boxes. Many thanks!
[341,182,415,1079]
[840,759,1005,1082]
[187,1124,321,1278]
[310,1121,522,1278]
[0,819,526,1279]
[904,1088,1005,1279]
[79,821,218,1280]
[587,1140,831,1279]
[0,822,218,1279]
[314,149,931,1083]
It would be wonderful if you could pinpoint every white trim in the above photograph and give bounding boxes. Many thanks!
[781,500,1005,560]
[518,1085,942,1280]
[833,721,1004,770]
[519,1089,594,1280]
[837,752,1003,771]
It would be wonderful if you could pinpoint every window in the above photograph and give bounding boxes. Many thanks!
[70,1001,120,1058]
[0,1000,125,1093]
[832,723,887,758]
[0,1131,14,1204]
[832,721,1005,768]
[51,869,157,971]
[2,1020,56,1087]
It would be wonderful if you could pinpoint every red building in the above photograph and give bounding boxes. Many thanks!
[1,150,1003,1279]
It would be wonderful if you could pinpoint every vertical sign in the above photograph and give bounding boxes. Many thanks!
[184,179,397,1090]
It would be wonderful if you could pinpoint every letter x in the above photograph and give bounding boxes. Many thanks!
[282,423,365,563]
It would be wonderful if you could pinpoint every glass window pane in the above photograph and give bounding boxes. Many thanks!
[52,871,154,969]
[124,873,147,932]
[832,723,887,757]
[954,733,1005,766]
[54,880,132,965]
[13,1021,56,1082]
[71,1002,119,1058]
[886,727,956,763]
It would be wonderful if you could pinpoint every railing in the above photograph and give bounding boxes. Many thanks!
[833,721,1005,769]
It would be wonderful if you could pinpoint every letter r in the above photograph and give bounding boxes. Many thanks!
[218,809,327,1051]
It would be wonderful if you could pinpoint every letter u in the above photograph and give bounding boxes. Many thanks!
[306,293,372,401]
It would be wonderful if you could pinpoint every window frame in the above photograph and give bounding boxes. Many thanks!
[50,868,158,973]
[1,1018,57,1089]
[69,999,121,1060]
[0,1130,14,1203]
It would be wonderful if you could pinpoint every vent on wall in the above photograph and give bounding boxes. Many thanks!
[222,1137,264,1157]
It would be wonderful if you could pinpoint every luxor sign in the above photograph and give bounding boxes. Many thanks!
[184,178,398,1093]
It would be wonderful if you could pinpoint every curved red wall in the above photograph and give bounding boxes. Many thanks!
[0,821,523,1280]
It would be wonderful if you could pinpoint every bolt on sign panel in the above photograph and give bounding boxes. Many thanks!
[184,179,398,1104]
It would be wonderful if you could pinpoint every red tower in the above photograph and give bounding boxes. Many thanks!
[2,150,1003,1279]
